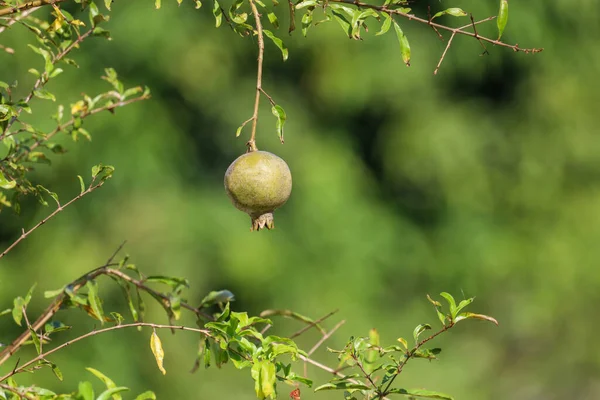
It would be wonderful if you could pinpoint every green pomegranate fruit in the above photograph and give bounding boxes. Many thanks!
[224,150,292,231]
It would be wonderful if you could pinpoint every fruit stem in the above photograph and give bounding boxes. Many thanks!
[247,0,264,153]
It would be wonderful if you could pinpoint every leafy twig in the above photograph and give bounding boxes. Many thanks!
[0,323,212,382]
[0,0,66,18]
[1,28,95,137]
[0,178,106,260]
[379,322,455,397]
[330,0,543,53]
[25,93,150,154]
[0,250,213,366]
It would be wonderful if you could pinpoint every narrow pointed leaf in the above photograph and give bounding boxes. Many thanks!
[271,104,286,143]
[388,388,453,399]
[392,21,411,66]
[150,330,166,375]
[263,30,288,61]
[497,0,508,40]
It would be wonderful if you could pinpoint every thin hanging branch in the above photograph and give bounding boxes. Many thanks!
[329,0,543,53]
[0,322,212,383]
[0,178,105,260]
[247,0,264,152]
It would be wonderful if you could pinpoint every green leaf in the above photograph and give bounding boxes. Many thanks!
[86,368,122,400]
[412,324,431,343]
[392,21,411,66]
[388,388,454,399]
[29,327,41,354]
[134,391,156,400]
[155,0,161,9]
[331,10,352,37]
[350,8,378,39]
[426,294,442,308]
[251,360,277,399]
[37,185,60,206]
[195,0,202,8]
[497,0,508,40]
[263,30,288,61]
[77,175,86,194]
[92,27,111,39]
[145,275,189,291]
[212,0,223,28]
[314,382,371,391]
[34,89,56,101]
[376,13,392,36]
[439,292,457,318]
[301,8,314,37]
[0,170,16,189]
[45,320,71,335]
[49,68,64,78]
[295,0,318,9]
[455,297,474,315]
[50,363,63,381]
[271,104,286,143]
[432,8,467,20]
[12,297,25,326]
[200,290,235,307]
[97,387,130,400]
[104,0,113,10]
[78,381,95,400]
[86,280,105,324]
[44,287,64,298]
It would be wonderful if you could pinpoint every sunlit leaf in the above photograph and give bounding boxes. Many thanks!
[97,387,130,400]
[86,368,122,400]
[454,312,499,325]
[432,8,467,20]
[86,280,105,324]
[497,0,508,40]
[413,323,431,342]
[212,0,223,27]
[263,30,288,61]
[392,20,411,66]
[271,104,286,143]
[150,330,166,375]
[388,388,454,399]
[376,13,392,36]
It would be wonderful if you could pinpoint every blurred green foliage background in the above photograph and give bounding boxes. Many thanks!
[1,0,599,399]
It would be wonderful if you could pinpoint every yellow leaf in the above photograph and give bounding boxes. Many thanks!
[150,330,166,375]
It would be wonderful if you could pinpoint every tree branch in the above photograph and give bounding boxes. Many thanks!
[329,0,543,54]
[0,178,105,260]
[0,322,211,383]
[1,27,94,138]
[0,0,66,18]
[0,250,213,366]
[379,322,455,397]
[247,0,264,152]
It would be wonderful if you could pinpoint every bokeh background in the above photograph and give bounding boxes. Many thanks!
[1,0,599,399]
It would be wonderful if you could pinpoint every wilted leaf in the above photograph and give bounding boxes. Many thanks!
[454,312,499,325]
[150,330,166,375]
